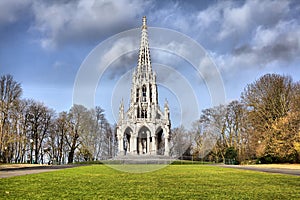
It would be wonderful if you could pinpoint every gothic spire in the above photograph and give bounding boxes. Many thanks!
[137,16,152,73]
[116,16,171,157]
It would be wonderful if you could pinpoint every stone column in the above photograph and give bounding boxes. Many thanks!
[151,136,156,155]
[138,137,143,154]
[132,136,137,155]
[147,83,150,102]
[146,131,150,154]
[129,132,134,155]
[164,127,169,156]
[119,136,124,155]
[164,136,169,156]
[134,104,138,119]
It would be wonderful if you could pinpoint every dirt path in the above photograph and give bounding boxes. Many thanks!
[0,165,80,178]
[219,164,300,176]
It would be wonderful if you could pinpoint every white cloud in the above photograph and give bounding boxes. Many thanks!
[196,3,222,29]
[196,0,291,41]
[214,18,300,77]
[31,0,150,49]
[252,20,300,50]
[26,0,294,52]
[218,2,251,40]
[26,0,300,80]
[147,0,292,57]
[187,0,300,83]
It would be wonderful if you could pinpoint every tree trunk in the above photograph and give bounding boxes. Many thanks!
[68,149,75,164]
[68,133,79,164]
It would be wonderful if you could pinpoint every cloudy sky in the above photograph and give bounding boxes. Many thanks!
[1,0,300,127]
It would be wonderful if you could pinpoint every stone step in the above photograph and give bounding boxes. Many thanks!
[113,154,172,160]
[102,155,175,165]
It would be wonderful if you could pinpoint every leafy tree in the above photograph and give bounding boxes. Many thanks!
[224,147,238,164]
[241,74,298,162]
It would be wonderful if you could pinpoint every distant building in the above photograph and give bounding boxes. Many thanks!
[117,16,171,156]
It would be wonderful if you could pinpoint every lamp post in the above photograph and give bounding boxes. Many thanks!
[257,140,262,164]
[30,139,33,164]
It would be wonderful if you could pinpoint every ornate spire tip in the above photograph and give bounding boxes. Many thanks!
[142,16,147,28]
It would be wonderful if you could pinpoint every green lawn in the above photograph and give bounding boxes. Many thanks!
[0,165,299,199]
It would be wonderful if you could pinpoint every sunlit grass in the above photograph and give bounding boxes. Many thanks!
[0,165,299,199]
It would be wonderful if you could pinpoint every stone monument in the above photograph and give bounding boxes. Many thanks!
[116,16,171,156]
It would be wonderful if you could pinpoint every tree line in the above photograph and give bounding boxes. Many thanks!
[170,74,300,164]
[0,75,114,164]
[1,73,299,164]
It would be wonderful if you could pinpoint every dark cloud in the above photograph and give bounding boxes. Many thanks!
[232,45,253,56]
[268,35,299,61]
[233,39,299,63]
[104,51,137,80]
[0,0,32,26]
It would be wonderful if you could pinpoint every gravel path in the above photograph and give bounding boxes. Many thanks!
[0,165,80,178]
[219,164,300,176]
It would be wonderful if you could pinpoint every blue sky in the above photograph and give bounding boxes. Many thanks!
[1,0,300,128]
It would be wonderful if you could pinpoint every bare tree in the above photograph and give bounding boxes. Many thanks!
[26,100,54,164]
[11,99,30,163]
[199,106,227,161]
[0,75,116,164]
[66,104,89,163]
[46,111,69,164]
[0,74,22,163]
[170,126,191,158]
[191,101,248,163]
[79,106,113,161]
[225,101,248,161]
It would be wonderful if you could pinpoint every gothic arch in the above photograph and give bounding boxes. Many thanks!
[138,125,150,136]
[156,127,165,155]
[123,127,133,153]
[137,126,151,154]
[124,126,133,134]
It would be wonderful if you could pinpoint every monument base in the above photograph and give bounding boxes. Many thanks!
[102,154,174,165]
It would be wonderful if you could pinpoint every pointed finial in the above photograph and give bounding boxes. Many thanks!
[164,98,169,109]
[119,98,124,120]
[164,98,170,120]
[142,16,147,29]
